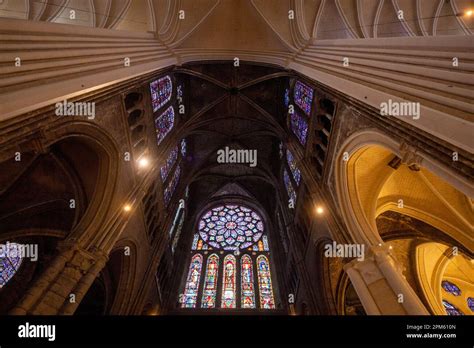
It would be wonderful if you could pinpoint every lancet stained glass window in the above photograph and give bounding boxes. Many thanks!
[257,255,275,309]
[241,255,256,308]
[294,80,314,116]
[181,139,186,157]
[290,111,308,145]
[221,255,236,308]
[442,300,464,315]
[181,254,202,308]
[160,146,178,181]
[150,75,172,112]
[286,149,301,185]
[201,254,219,308]
[0,243,23,288]
[283,169,297,204]
[163,165,180,206]
[198,205,265,251]
[155,106,175,145]
[441,280,462,296]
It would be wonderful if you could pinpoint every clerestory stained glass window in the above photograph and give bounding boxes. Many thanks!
[283,169,297,205]
[467,297,474,312]
[201,254,219,308]
[442,280,462,296]
[155,106,175,145]
[257,255,275,309]
[150,75,172,112]
[0,243,23,288]
[181,254,202,308]
[294,80,314,116]
[241,255,256,308]
[221,255,236,308]
[160,146,179,181]
[163,165,180,206]
[442,300,464,315]
[290,111,308,146]
[286,149,301,185]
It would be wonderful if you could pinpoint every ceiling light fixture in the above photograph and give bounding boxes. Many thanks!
[138,157,149,168]
[315,205,324,215]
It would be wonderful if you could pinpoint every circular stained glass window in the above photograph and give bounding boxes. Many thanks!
[198,205,264,251]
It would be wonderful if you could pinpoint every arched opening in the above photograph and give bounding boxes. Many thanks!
[336,134,473,315]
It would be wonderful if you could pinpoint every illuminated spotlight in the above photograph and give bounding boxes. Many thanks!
[123,204,132,212]
[138,157,149,168]
[315,205,324,215]
[465,9,473,17]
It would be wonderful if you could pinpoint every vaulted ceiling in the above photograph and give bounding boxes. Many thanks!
[175,62,290,220]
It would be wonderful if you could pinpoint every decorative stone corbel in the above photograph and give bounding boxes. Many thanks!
[399,142,423,171]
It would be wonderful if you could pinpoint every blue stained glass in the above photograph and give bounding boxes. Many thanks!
[164,165,181,206]
[155,106,175,145]
[467,297,474,312]
[150,75,172,112]
[201,254,219,308]
[286,149,301,185]
[181,254,202,308]
[284,88,290,107]
[290,111,308,145]
[257,255,275,309]
[283,169,297,205]
[160,146,179,181]
[181,139,186,157]
[294,80,314,116]
[0,243,23,288]
[441,280,461,296]
[262,235,269,251]
[442,300,464,315]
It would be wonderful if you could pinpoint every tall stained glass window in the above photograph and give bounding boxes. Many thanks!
[163,165,181,206]
[0,243,23,288]
[441,280,462,296]
[150,75,172,112]
[286,149,301,185]
[201,254,219,308]
[257,255,275,309]
[284,88,290,108]
[181,204,276,310]
[294,80,314,116]
[442,300,464,315]
[467,297,474,312]
[160,146,179,181]
[181,254,202,308]
[181,139,186,157]
[155,106,175,145]
[283,169,297,204]
[221,255,236,308]
[290,111,308,145]
[241,255,256,308]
